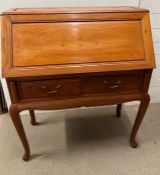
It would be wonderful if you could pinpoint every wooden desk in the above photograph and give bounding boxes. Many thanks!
[1,7,155,161]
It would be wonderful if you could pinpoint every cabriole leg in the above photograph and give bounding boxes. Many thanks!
[130,95,150,148]
[10,104,30,161]
[29,110,38,126]
[116,104,122,117]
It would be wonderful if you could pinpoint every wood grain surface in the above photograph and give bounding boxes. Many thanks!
[2,7,155,78]
[13,21,144,67]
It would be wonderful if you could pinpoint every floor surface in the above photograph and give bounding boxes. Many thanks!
[0,104,160,175]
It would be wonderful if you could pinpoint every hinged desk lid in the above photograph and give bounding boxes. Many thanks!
[2,7,155,78]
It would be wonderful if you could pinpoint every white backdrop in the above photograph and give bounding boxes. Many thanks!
[0,0,139,13]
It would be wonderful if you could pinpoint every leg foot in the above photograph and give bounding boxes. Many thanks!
[10,105,30,161]
[130,95,150,148]
[130,139,138,148]
[29,110,38,126]
[23,152,30,161]
[116,104,122,117]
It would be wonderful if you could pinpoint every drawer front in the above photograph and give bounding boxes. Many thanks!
[17,78,80,100]
[84,72,144,95]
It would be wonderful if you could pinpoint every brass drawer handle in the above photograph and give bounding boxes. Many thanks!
[108,85,120,89]
[41,84,62,94]
[104,80,122,89]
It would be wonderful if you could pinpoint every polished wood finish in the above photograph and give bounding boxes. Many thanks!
[130,95,150,148]
[83,72,143,95]
[2,7,155,78]
[16,78,80,101]
[13,21,144,67]
[9,104,30,161]
[116,104,122,117]
[29,110,38,126]
[1,7,155,161]
[3,7,148,15]
[9,71,144,102]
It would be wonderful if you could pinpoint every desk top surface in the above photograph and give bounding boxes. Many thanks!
[2,6,148,15]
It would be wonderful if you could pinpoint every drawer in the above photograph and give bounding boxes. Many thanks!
[84,72,144,95]
[16,78,80,100]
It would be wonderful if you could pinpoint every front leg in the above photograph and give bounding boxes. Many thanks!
[130,95,150,148]
[10,104,30,161]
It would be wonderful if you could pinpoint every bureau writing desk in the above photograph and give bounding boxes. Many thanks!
[2,7,155,161]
